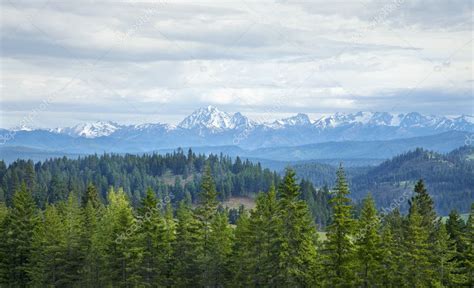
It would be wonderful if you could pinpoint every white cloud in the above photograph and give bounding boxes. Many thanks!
[0,0,472,128]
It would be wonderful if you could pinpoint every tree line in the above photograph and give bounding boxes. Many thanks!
[0,150,331,227]
[0,164,472,287]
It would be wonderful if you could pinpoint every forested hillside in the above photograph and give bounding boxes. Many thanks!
[0,149,331,226]
[292,146,474,215]
[0,167,472,287]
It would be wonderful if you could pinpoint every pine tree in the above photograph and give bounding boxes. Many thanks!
[276,169,319,287]
[446,209,467,256]
[248,188,281,286]
[382,209,406,286]
[48,175,68,204]
[136,188,161,285]
[29,204,65,286]
[82,183,101,209]
[323,165,356,287]
[205,210,233,287]
[355,193,383,287]
[462,203,474,287]
[172,201,203,287]
[230,209,253,285]
[24,160,36,195]
[80,185,103,287]
[410,179,436,235]
[445,209,469,285]
[195,164,219,286]
[59,193,86,286]
[0,202,7,282]
[404,202,432,287]
[379,224,398,287]
[432,220,457,287]
[0,184,38,287]
[196,164,219,222]
[155,200,176,286]
[100,188,141,287]
[0,201,6,224]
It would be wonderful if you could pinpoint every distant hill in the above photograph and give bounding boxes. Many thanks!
[0,146,82,164]
[1,131,470,164]
[244,131,470,161]
[291,146,474,215]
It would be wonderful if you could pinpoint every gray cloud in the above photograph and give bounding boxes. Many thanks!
[0,0,472,128]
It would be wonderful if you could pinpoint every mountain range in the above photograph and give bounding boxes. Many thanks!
[46,106,474,141]
[1,106,473,157]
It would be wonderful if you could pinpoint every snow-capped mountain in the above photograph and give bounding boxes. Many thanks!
[54,121,122,138]
[178,106,232,131]
[133,123,175,132]
[178,106,255,132]
[48,108,474,139]
[230,112,257,130]
[2,106,473,152]
[268,113,312,129]
[312,111,472,130]
[11,125,35,132]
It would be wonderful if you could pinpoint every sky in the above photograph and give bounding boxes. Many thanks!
[0,0,472,128]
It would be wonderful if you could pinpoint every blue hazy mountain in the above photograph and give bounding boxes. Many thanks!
[1,106,472,155]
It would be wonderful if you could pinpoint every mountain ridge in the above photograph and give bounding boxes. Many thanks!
[6,106,473,137]
[1,106,472,151]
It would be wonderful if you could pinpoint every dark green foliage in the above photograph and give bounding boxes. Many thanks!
[136,188,161,285]
[355,194,383,287]
[446,209,467,256]
[404,202,432,287]
[82,183,101,209]
[1,151,335,225]
[432,221,457,286]
[29,195,86,287]
[230,209,253,284]
[276,169,319,286]
[205,211,233,287]
[465,203,474,286]
[245,188,281,286]
[99,188,141,287]
[295,147,474,215]
[0,158,471,287]
[300,179,331,228]
[0,184,38,287]
[381,208,406,286]
[323,165,356,287]
[1,151,279,207]
[172,201,203,287]
[409,179,437,234]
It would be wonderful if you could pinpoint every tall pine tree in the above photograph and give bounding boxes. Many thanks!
[404,202,432,287]
[247,188,281,286]
[195,164,219,286]
[355,193,383,287]
[0,184,38,287]
[29,204,65,286]
[432,220,457,286]
[172,201,203,287]
[276,169,319,287]
[323,165,356,287]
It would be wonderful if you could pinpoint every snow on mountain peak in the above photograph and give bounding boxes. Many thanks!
[63,121,121,138]
[231,112,256,129]
[12,124,34,132]
[270,113,312,128]
[37,107,474,140]
[456,115,474,124]
[178,106,233,131]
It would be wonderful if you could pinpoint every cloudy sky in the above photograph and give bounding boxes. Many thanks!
[0,0,472,128]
